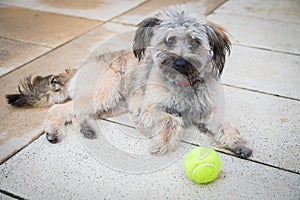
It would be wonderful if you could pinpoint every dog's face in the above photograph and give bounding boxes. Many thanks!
[133,7,231,84]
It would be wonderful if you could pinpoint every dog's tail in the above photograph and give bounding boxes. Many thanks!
[6,68,77,108]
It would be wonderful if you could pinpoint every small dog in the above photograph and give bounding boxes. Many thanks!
[7,7,252,158]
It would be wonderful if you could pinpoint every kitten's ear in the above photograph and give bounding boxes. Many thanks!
[205,22,231,79]
[133,18,161,61]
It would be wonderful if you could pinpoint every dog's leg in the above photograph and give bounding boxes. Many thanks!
[149,114,184,155]
[73,70,123,139]
[79,118,98,139]
[202,116,253,158]
[71,95,99,139]
[136,105,184,155]
[43,101,73,143]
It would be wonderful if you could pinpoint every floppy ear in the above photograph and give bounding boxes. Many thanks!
[133,18,161,61]
[205,22,231,79]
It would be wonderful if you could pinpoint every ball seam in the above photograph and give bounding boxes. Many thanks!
[191,163,217,180]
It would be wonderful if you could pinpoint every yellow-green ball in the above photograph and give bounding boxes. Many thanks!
[184,146,221,184]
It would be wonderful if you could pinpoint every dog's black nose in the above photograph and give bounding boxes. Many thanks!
[174,58,188,73]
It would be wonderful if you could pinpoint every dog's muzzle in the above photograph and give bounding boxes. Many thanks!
[160,53,197,76]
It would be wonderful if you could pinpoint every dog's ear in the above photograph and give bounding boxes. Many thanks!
[205,22,231,79]
[133,18,161,61]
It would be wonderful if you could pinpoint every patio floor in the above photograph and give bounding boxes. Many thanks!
[0,0,299,199]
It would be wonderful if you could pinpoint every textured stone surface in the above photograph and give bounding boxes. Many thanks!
[0,0,146,21]
[0,126,299,199]
[0,192,15,200]
[0,6,101,48]
[216,0,300,24]
[208,13,300,55]
[113,0,226,25]
[0,38,50,77]
[222,45,300,99]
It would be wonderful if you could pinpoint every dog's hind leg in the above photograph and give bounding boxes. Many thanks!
[73,75,123,140]
[43,101,73,143]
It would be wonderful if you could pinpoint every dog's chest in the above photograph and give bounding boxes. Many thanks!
[165,87,213,125]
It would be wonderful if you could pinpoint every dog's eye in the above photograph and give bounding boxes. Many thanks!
[51,76,64,87]
[165,37,176,47]
[190,38,201,49]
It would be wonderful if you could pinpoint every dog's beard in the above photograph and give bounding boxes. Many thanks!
[156,51,203,86]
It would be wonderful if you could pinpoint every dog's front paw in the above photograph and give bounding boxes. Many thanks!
[232,146,253,158]
[45,129,59,143]
[148,139,168,155]
[80,122,96,139]
[148,137,178,155]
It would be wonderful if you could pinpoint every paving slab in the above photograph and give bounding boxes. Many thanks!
[112,0,226,25]
[222,45,300,100]
[0,22,134,164]
[216,0,300,24]
[207,12,300,55]
[0,0,146,21]
[0,6,101,48]
[0,123,299,199]
[219,86,300,173]
[0,37,50,77]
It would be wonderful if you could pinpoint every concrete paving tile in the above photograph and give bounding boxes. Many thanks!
[208,12,300,55]
[0,23,134,163]
[216,0,300,24]
[0,6,101,48]
[0,0,146,21]
[0,125,299,199]
[112,0,226,25]
[0,38,50,77]
[222,45,300,100]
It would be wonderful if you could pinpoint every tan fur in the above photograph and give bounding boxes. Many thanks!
[6,68,77,107]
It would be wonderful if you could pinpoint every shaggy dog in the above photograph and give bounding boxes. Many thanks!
[7,7,252,158]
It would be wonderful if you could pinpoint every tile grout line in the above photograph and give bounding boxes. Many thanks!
[212,10,300,26]
[232,43,300,56]
[0,189,25,200]
[108,0,231,29]
[106,0,151,23]
[0,36,52,49]
[110,0,229,26]
[181,140,300,175]
[222,83,300,102]
[0,130,44,165]
[2,5,104,23]
[0,22,105,79]
[205,0,229,16]
[101,118,136,129]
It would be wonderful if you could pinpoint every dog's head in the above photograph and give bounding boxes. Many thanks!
[133,6,231,84]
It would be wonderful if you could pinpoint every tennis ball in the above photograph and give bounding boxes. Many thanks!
[184,146,221,184]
